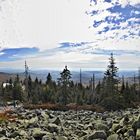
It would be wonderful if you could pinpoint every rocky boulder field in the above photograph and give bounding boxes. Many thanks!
[0,107,140,140]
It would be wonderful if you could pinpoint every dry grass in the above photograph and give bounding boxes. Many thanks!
[24,103,105,113]
[0,108,16,122]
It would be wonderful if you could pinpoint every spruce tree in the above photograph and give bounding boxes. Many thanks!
[121,75,125,94]
[103,53,119,97]
[46,73,52,85]
[13,75,22,101]
[58,66,72,105]
[28,75,32,101]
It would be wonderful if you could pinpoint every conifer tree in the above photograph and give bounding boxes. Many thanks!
[58,66,72,105]
[103,53,119,97]
[13,74,22,101]
[28,75,32,101]
[121,75,125,94]
[46,73,52,85]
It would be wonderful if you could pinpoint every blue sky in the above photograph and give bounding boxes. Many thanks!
[0,0,140,70]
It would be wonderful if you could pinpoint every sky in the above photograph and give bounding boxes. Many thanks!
[0,0,140,71]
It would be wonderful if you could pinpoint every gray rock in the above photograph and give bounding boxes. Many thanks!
[0,129,6,136]
[94,123,109,131]
[0,136,9,140]
[77,124,85,130]
[9,131,20,138]
[75,130,88,137]
[31,128,46,138]
[126,129,135,137]
[87,130,107,140]
[116,126,128,135]
[52,117,61,125]
[132,119,140,136]
[119,115,129,126]
[42,132,53,140]
[107,134,119,140]
[48,123,60,133]
[18,130,28,137]
[111,123,121,132]
[136,129,140,140]
[55,136,68,140]
[132,120,140,130]
[41,111,49,120]
[84,123,94,130]
[1,107,140,140]
[129,136,135,140]
[29,116,38,124]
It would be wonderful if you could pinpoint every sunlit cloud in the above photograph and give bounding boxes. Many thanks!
[0,0,139,70]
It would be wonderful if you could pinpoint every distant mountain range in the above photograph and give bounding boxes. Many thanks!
[0,69,139,85]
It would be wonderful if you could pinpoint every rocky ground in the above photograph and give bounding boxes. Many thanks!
[0,107,140,140]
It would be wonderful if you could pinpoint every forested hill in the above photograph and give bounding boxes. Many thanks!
[0,70,138,85]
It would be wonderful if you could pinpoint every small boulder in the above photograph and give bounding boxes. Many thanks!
[32,128,47,139]
[48,123,60,133]
[52,117,61,125]
[94,123,109,131]
[42,132,53,140]
[136,129,140,140]
[41,112,49,121]
[126,129,135,137]
[111,123,121,132]
[9,131,20,138]
[107,134,119,140]
[55,136,68,140]
[119,115,129,126]
[87,130,107,140]
[0,129,6,136]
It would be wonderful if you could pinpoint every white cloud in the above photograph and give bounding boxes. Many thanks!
[90,0,112,11]
[0,0,94,50]
[111,0,140,7]
[0,52,4,56]
[0,0,140,70]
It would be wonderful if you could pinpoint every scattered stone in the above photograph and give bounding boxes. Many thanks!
[48,123,60,133]
[0,129,6,136]
[107,134,119,140]
[0,107,140,140]
[126,129,135,137]
[136,129,140,140]
[52,117,61,125]
[42,132,53,140]
[94,123,109,131]
[31,128,46,138]
[55,136,68,140]
[87,130,107,140]
[9,131,20,138]
[119,115,129,126]
[111,123,121,132]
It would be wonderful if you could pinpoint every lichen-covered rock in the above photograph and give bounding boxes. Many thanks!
[48,123,60,133]
[87,130,107,140]
[111,123,121,132]
[126,129,135,137]
[0,128,7,137]
[55,136,68,140]
[94,123,109,131]
[51,117,61,125]
[42,132,53,140]
[136,129,140,140]
[0,107,140,140]
[119,115,129,126]
[9,131,20,138]
[107,134,119,140]
[31,128,46,138]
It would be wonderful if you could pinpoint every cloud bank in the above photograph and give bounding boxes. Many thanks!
[0,0,139,70]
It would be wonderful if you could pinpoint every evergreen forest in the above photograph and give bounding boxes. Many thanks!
[0,53,140,110]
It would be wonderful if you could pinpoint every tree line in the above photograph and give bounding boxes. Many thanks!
[0,53,140,110]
